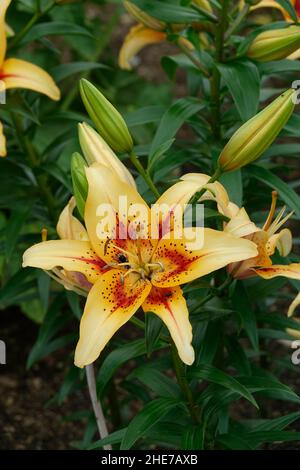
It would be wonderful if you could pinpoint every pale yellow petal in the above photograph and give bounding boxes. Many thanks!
[143,286,194,365]
[151,227,258,287]
[22,240,106,285]
[255,263,300,281]
[119,24,166,70]
[225,207,260,238]
[57,197,88,241]
[1,58,60,100]
[78,122,136,188]
[288,48,300,60]
[288,293,300,318]
[0,121,7,157]
[74,270,151,367]
[267,228,292,257]
[0,0,11,66]
[85,163,150,262]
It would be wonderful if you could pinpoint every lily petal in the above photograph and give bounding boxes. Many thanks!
[268,228,292,257]
[151,227,258,287]
[22,240,106,285]
[255,263,300,281]
[0,121,6,157]
[288,48,300,60]
[143,286,194,365]
[119,24,166,70]
[0,0,11,67]
[85,163,151,263]
[57,197,88,241]
[225,206,259,238]
[1,58,60,100]
[288,292,300,318]
[74,270,151,367]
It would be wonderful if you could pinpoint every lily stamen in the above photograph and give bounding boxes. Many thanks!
[263,190,278,231]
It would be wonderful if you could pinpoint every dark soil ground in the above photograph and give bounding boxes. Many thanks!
[1,307,300,450]
[0,308,88,450]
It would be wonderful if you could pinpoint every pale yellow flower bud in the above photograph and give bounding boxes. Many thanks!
[78,123,136,188]
[248,26,300,62]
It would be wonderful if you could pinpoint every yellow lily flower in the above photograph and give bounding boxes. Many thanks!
[0,0,60,157]
[23,164,258,368]
[119,1,196,70]
[223,191,300,316]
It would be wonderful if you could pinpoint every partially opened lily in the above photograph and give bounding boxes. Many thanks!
[0,0,60,156]
[23,164,258,367]
[223,191,300,316]
[49,197,94,295]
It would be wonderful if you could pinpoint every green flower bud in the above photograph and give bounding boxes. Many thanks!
[79,79,133,154]
[248,26,300,62]
[124,1,165,31]
[218,89,295,172]
[71,152,88,218]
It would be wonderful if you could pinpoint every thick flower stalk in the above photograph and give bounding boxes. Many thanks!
[0,0,60,157]
[23,163,258,368]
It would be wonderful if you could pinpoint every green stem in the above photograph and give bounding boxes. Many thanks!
[225,4,249,40]
[210,0,230,140]
[175,39,209,77]
[11,112,58,220]
[171,343,199,424]
[8,2,56,50]
[130,151,160,198]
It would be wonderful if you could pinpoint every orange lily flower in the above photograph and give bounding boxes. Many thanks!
[0,0,60,157]
[23,164,258,368]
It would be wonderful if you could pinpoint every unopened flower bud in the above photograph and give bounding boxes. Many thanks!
[248,26,300,62]
[124,1,165,31]
[78,122,136,188]
[79,79,133,154]
[218,89,295,172]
